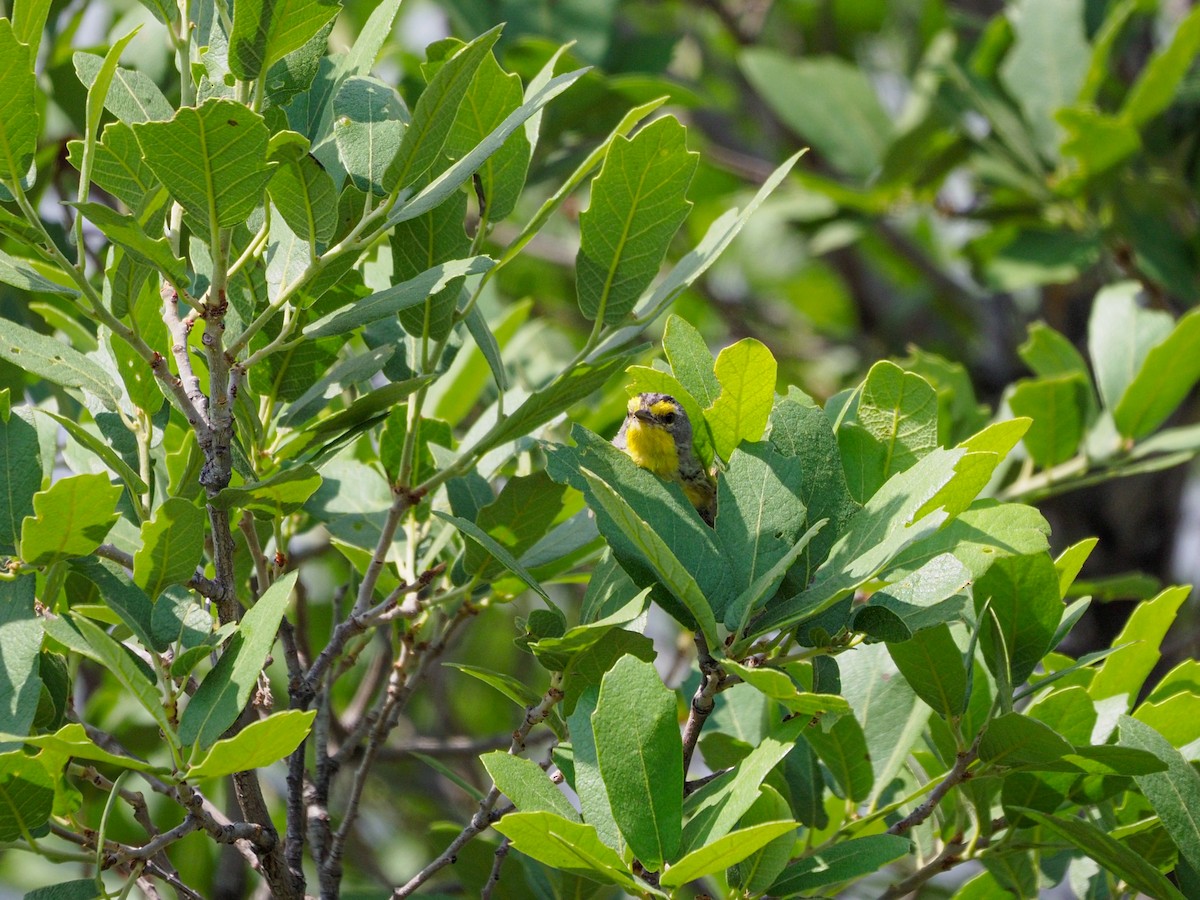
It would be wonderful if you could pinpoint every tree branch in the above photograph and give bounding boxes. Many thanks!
[682,634,725,776]
[887,734,982,837]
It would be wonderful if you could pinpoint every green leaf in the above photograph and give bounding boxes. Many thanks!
[661,821,797,889]
[443,50,530,221]
[229,0,340,80]
[132,99,271,232]
[386,27,501,191]
[492,812,637,890]
[749,448,965,639]
[385,66,587,229]
[847,360,939,500]
[0,250,76,296]
[0,577,40,742]
[72,53,173,124]
[481,751,580,821]
[69,201,188,286]
[443,662,543,708]
[21,879,101,900]
[726,520,827,636]
[1016,808,1185,899]
[1008,374,1089,467]
[12,0,53,59]
[74,30,142,207]
[566,685,624,852]
[19,474,121,567]
[593,655,683,870]
[188,709,316,779]
[1114,307,1200,439]
[0,411,43,555]
[1119,715,1200,873]
[769,834,912,895]
[391,192,470,342]
[38,412,145,500]
[1088,281,1173,414]
[434,511,552,604]
[212,465,322,518]
[1122,5,1200,128]
[1090,585,1190,707]
[681,717,807,852]
[133,497,205,600]
[69,615,175,739]
[576,116,698,325]
[1019,321,1093,381]
[0,21,38,187]
[663,315,720,407]
[979,712,1073,768]
[333,76,406,196]
[477,353,634,456]
[855,552,971,641]
[0,749,54,841]
[739,51,890,178]
[726,785,795,893]
[715,441,808,610]
[0,319,122,410]
[0,724,164,775]
[719,662,850,720]
[974,552,1062,686]
[462,472,566,580]
[267,132,337,244]
[802,712,873,802]
[67,558,156,652]
[888,623,967,718]
[705,338,777,461]
[998,0,1090,158]
[303,256,494,338]
[578,469,720,652]
[178,571,298,749]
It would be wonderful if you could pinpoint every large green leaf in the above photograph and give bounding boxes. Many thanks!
[0,577,40,742]
[0,749,54,842]
[69,201,188,286]
[68,557,156,651]
[481,751,580,822]
[888,623,967,719]
[854,552,971,642]
[974,552,1062,686]
[0,249,77,296]
[333,76,406,196]
[72,53,173,124]
[434,512,552,603]
[188,709,316,779]
[303,256,494,338]
[1119,716,1200,873]
[1089,585,1189,708]
[212,465,322,519]
[705,338,777,461]
[1087,281,1173,413]
[770,834,912,895]
[19,474,121,567]
[69,615,175,739]
[1121,4,1200,128]
[1114,307,1200,440]
[0,410,43,555]
[391,191,470,342]
[133,497,206,600]
[592,655,683,870]
[442,49,530,221]
[1016,808,1184,899]
[576,116,698,325]
[492,812,637,890]
[229,0,340,80]
[661,821,797,889]
[386,27,501,192]
[133,99,271,232]
[740,51,890,178]
[1009,374,1089,467]
[579,469,721,651]
[749,448,966,638]
[663,315,721,407]
[0,21,38,187]
[267,131,337,244]
[847,360,938,500]
[979,712,1073,768]
[178,571,298,749]
[462,472,566,580]
[566,685,624,852]
[998,0,1090,158]
[802,713,873,803]
[0,723,166,775]
[0,319,122,410]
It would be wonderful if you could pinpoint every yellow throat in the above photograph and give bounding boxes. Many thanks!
[623,419,679,479]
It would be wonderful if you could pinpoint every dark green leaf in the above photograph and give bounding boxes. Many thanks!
[0,411,43,555]
[888,623,967,718]
[0,749,54,841]
[333,76,406,196]
[974,552,1062,685]
[0,21,38,187]
[0,577,40,742]
[228,0,340,81]
[770,834,912,894]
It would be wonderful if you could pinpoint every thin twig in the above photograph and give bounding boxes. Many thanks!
[391,673,565,898]
[682,634,725,776]
[887,734,982,836]
[481,837,512,900]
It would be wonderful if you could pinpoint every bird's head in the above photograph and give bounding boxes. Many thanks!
[623,392,694,458]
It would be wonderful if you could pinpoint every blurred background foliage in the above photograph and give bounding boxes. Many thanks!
[7,0,1200,891]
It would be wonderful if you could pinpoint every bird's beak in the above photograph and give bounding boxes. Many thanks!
[632,409,655,423]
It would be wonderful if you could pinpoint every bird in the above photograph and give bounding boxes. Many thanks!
[613,392,717,525]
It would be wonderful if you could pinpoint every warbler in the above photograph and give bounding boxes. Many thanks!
[613,392,717,525]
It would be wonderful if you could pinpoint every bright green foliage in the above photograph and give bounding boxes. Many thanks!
[19,474,121,566]
[4,2,1200,898]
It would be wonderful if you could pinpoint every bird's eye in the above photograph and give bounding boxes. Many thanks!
[661,411,677,425]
